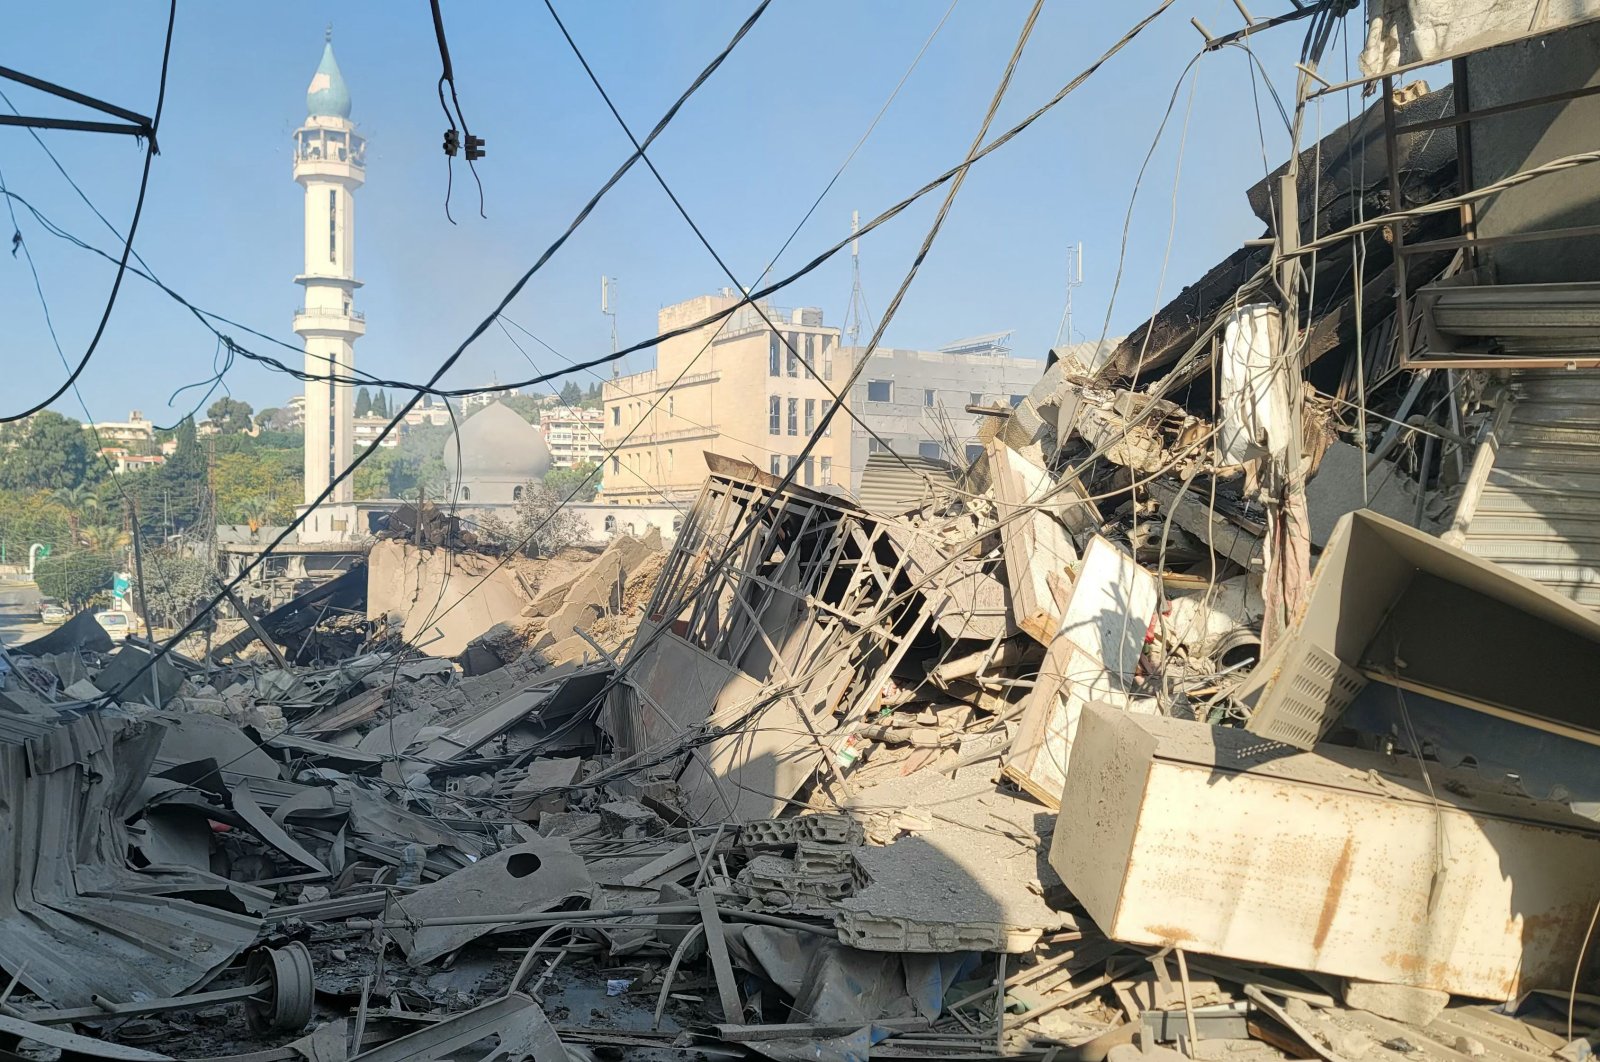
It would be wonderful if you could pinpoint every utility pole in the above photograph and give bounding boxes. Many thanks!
[126,499,154,642]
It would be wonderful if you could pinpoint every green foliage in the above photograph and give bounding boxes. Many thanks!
[0,411,90,491]
[0,489,72,562]
[152,416,207,530]
[354,448,404,500]
[213,450,300,525]
[206,397,255,434]
[355,387,372,417]
[255,407,299,433]
[371,390,389,417]
[501,394,543,425]
[544,462,600,503]
[583,382,603,407]
[559,381,584,407]
[35,549,116,607]
[211,429,303,454]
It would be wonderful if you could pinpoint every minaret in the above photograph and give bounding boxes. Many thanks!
[293,28,365,510]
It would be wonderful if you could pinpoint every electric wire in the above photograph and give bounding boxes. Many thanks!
[1,0,176,423]
[90,0,775,707]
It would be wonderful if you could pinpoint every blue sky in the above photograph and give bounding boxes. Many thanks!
[0,2,1366,427]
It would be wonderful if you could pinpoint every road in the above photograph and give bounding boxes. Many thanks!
[0,580,49,646]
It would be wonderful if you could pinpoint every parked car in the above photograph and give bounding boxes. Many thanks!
[36,598,61,621]
[39,604,69,626]
[93,610,131,641]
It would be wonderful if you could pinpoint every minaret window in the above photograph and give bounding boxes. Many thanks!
[329,190,337,263]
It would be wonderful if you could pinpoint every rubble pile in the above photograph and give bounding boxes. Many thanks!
[8,9,1600,1062]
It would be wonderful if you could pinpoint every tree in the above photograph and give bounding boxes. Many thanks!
[511,481,584,557]
[371,390,389,417]
[502,394,543,425]
[0,489,71,564]
[354,449,402,500]
[139,548,213,628]
[35,550,115,607]
[544,462,600,503]
[147,416,206,531]
[206,397,255,435]
[355,388,372,417]
[559,381,584,407]
[213,450,300,525]
[0,411,90,492]
[583,382,603,407]
[255,407,298,433]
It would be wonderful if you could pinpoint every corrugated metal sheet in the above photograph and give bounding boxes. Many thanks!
[1464,369,1600,608]
[853,453,956,515]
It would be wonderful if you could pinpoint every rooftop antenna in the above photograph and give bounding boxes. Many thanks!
[844,211,875,346]
[1053,241,1085,350]
[601,275,619,377]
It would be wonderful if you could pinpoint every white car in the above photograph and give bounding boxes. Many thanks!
[93,611,132,642]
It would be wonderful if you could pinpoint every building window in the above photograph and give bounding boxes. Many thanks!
[769,333,780,376]
[821,335,833,380]
[787,398,799,436]
[328,189,337,263]
[918,441,942,461]
[611,456,620,474]
[803,456,814,486]
[611,406,620,426]
[924,389,935,407]
[461,486,471,501]
[770,455,781,476]
[604,514,617,532]
[786,334,798,377]
[513,485,523,501]
[867,380,892,403]
[804,398,815,434]
[803,334,814,370]
[769,395,781,435]
[820,456,832,486]
[668,395,674,417]
[1009,394,1025,408]
[821,399,833,437]
[966,443,984,463]
[869,438,887,453]
[970,392,983,406]
[666,448,674,471]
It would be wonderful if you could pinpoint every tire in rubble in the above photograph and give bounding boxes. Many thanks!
[243,941,316,1033]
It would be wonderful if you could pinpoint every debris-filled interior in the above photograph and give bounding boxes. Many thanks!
[7,3,1600,1061]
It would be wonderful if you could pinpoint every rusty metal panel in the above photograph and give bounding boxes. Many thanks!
[1051,705,1600,999]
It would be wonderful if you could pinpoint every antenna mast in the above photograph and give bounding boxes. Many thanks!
[1053,241,1085,350]
[601,275,620,377]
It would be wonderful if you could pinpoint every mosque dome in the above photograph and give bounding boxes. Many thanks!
[306,34,352,119]
[449,402,552,497]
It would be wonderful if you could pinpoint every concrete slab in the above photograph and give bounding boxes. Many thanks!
[391,836,595,964]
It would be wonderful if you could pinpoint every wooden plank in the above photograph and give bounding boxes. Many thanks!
[697,887,743,1024]
[988,441,1080,645]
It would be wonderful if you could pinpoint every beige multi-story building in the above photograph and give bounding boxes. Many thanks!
[541,406,606,469]
[599,292,855,505]
[91,410,155,447]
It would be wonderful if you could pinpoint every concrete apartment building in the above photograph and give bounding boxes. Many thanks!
[846,335,1043,467]
[542,406,606,469]
[91,410,156,448]
[599,292,853,505]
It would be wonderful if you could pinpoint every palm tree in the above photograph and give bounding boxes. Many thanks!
[78,522,131,553]
[51,485,100,545]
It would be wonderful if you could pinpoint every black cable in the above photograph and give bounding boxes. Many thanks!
[431,0,486,220]
[541,0,930,484]
[91,0,774,707]
[1,0,176,423]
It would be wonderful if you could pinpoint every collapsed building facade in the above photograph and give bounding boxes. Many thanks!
[6,3,1600,1061]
